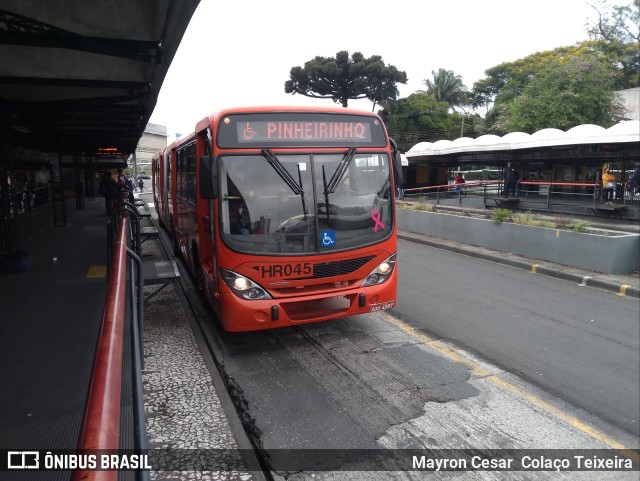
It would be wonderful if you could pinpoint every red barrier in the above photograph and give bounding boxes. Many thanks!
[72,218,129,481]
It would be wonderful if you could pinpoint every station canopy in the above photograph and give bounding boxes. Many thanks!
[406,121,640,165]
[0,0,200,166]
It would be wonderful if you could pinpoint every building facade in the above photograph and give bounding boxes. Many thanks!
[129,123,168,176]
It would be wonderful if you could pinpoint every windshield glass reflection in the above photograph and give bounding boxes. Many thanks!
[220,153,392,254]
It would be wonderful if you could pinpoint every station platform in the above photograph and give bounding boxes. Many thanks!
[0,197,110,455]
[0,195,259,480]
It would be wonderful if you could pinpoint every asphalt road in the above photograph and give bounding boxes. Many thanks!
[144,194,639,477]
[392,238,640,438]
[168,226,639,477]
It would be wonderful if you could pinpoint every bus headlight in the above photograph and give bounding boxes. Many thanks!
[220,269,272,300]
[361,253,397,287]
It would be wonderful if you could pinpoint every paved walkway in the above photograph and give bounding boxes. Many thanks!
[135,197,264,480]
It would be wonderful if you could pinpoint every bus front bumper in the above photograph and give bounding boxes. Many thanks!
[218,276,397,332]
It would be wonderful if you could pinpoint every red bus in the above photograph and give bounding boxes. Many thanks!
[152,106,402,331]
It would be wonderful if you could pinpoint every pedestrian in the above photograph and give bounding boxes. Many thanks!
[503,162,516,197]
[602,166,616,205]
[138,177,144,193]
[98,171,120,215]
[22,181,35,212]
[626,166,639,194]
[117,168,134,203]
[454,172,464,194]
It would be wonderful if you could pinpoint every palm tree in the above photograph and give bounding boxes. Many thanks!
[423,68,469,112]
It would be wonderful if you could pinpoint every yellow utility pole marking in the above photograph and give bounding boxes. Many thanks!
[381,312,636,459]
[86,265,107,278]
[619,285,630,296]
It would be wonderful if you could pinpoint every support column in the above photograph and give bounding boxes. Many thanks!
[73,152,85,210]
[50,152,66,227]
[0,133,20,261]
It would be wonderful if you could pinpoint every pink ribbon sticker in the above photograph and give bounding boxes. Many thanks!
[371,209,385,232]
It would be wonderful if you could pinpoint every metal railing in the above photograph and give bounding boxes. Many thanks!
[402,180,501,205]
[72,199,149,481]
[402,180,638,211]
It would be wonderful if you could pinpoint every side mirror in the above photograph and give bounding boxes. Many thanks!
[394,151,404,185]
[199,156,218,199]
[390,138,404,185]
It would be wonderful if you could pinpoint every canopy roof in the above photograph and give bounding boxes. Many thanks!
[0,0,199,161]
[406,121,640,165]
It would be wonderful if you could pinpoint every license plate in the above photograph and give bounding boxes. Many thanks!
[370,301,394,312]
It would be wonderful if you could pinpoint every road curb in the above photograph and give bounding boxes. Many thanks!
[398,232,640,299]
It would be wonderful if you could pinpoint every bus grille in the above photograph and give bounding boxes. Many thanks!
[312,256,375,279]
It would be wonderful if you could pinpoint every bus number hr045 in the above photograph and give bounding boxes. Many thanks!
[259,262,312,278]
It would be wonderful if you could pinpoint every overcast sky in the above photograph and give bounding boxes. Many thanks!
[149,0,626,138]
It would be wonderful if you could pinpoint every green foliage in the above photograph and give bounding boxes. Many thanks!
[491,52,625,133]
[379,92,480,152]
[568,222,590,233]
[284,51,407,109]
[491,208,512,224]
[512,211,555,228]
[423,68,469,112]
[586,0,639,87]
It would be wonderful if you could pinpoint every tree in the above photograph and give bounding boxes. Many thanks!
[494,55,625,133]
[364,56,408,111]
[378,92,476,152]
[470,40,631,133]
[586,0,639,44]
[586,0,640,88]
[284,51,407,108]
[423,68,469,112]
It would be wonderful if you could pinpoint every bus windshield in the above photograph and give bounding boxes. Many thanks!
[220,152,393,254]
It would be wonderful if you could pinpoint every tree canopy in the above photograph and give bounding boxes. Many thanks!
[284,51,407,108]
[586,0,640,88]
[493,54,625,133]
[469,39,633,133]
[422,68,469,112]
[379,92,482,152]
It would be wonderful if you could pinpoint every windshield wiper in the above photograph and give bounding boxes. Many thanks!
[325,148,356,194]
[261,149,303,195]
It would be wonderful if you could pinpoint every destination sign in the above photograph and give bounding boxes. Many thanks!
[217,112,388,148]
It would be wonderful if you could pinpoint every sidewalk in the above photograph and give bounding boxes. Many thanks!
[398,230,640,299]
[135,196,265,480]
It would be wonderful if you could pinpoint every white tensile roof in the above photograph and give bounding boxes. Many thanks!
[406,121,640,158]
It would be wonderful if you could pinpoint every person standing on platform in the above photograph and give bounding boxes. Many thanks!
[99,171,120,215]
[454,172,464,194]
[117,168,134,203]
[626,166,639,195]
[503,162,516,197]
[138,177,144,193]
[602,167,616,205]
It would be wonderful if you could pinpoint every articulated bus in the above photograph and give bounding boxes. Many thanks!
[152,106,402,331]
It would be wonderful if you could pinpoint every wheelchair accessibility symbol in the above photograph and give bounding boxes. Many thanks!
[321,230,336,247]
